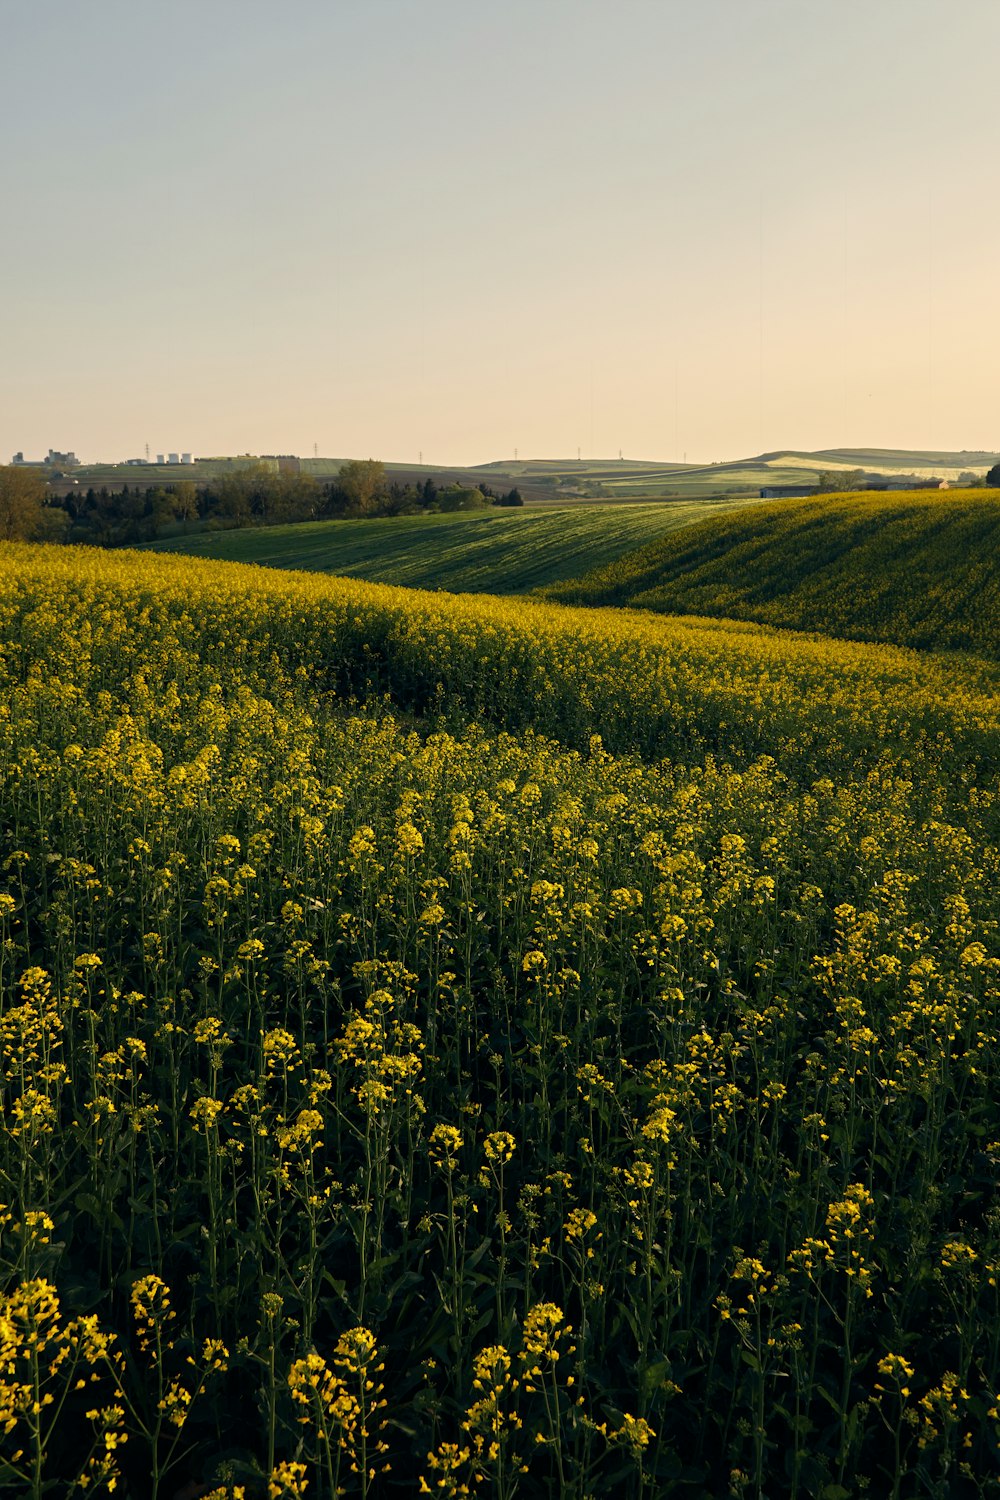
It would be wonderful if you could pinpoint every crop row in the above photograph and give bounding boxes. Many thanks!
[545,490,1000,659]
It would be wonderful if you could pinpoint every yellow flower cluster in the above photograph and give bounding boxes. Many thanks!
[0,541,998,1495]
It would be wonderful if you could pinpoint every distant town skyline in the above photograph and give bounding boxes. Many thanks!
[3,0,998,468]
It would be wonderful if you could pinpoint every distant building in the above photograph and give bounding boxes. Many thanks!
[759,484,817,498]
[125,458,148,466]
[46,449,79,468]
[181,453,193,464]
[168,453,179,465]
[11,452,24,465]
[864,476,948,491]
[156,454,165,465]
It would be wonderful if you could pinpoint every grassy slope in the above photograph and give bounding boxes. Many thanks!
[145,498,758,594]
[544,488,1000,655]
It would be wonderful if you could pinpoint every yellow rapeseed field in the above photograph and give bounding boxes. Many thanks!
[0,544,997,1498]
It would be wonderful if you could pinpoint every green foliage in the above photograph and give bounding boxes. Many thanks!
[0,466,47,541]
[213,463,319,527]
[435,485,491,512]
[338,459,388,515]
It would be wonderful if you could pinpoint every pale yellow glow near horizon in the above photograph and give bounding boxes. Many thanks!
[2,0,998,467]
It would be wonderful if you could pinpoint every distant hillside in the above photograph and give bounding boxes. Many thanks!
[61,446,999,503]
[544,489,1000,656]
[806,447,1000,470]
[145,497,755,595]
[472,448,1000,504]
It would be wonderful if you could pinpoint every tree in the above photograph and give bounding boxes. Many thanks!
[212,463,274,525]
[985,463,1000,488]
[436,485,490,513]
[337,459,387,515]
[0,465,46,541]
[172,481,199,526]
[273,470,319,523]
[817,469,866,493]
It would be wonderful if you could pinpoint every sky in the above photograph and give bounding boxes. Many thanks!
[3,0,999,467]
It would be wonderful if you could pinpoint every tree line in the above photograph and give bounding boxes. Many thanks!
[0,459,524,546]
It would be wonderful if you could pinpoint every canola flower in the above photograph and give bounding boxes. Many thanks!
[0,543,996,1494]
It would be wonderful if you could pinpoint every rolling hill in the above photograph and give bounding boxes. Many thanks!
[62,446,1000,504]
[145,497,759,594]
[472,447,1000,502]
[544,487,1000,656]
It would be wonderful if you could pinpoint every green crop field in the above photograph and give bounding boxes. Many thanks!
[145,498,759,594]
[2,541,1000,1497]
[546,487,1000,656]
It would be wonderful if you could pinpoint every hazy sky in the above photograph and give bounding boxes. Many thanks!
[3,0,998,466]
